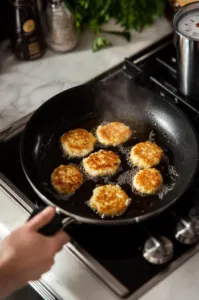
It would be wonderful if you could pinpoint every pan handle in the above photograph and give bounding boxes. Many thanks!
[27,207,75,236]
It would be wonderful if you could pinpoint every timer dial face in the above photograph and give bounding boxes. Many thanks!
[178,9,199,40]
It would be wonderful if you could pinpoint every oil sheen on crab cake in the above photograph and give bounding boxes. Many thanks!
[61,128,96,158]
[51,165,83,194]
[130,141,163,169]
[89,184,131,217]
[96,122,132,146]
[133,168,163,195]
[82,150,121,177]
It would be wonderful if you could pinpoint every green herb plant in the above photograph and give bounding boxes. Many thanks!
[66,0,167,51]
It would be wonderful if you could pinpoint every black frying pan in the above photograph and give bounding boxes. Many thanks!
[20,74,199,227]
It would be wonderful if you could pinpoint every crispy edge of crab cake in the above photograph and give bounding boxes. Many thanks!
[130,141,163,169]
[96,122,132,146]
[88,184,131,217]
[82,150,121,177]
[51,164,83,194]
[133,168,163,195]
[61,128,96,158]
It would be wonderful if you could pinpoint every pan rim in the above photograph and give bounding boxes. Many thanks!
[20,83,199,225]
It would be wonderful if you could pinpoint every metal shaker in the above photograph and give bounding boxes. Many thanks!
[46,0,78,53]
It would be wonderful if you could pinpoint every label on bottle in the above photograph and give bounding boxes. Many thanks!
[23,19,35,33]
[28,41,41,58]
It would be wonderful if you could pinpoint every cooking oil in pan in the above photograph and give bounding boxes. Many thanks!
[41,117,179,218]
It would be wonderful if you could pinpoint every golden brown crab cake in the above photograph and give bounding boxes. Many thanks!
[51,165,83,194]
[133,168,163,195]
[130,141,163,169]
[96,122,132,146]
[61,129,96,158]
[82,150,121,177]
[89,184,131,217]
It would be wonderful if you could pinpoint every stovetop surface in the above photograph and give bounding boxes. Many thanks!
[1,35,199,298]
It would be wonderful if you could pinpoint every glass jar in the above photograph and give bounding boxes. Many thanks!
[46,0,78,53]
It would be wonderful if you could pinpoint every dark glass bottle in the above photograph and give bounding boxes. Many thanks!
[10,0,46,60]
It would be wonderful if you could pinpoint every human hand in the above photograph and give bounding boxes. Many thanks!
[0,207,69,297]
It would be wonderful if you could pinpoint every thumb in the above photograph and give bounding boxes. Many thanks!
[27,207,56,231]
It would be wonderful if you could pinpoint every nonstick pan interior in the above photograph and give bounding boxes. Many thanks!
[20,74,199,225]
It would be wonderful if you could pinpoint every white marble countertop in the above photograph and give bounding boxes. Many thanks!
[0,17,172,132]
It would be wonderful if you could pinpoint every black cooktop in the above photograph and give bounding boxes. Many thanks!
[1,34,199,298]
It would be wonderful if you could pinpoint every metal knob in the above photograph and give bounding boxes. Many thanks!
[175,218,199,245]
[143,236,174,265]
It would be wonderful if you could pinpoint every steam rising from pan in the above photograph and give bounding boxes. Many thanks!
[92,74,155,129]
